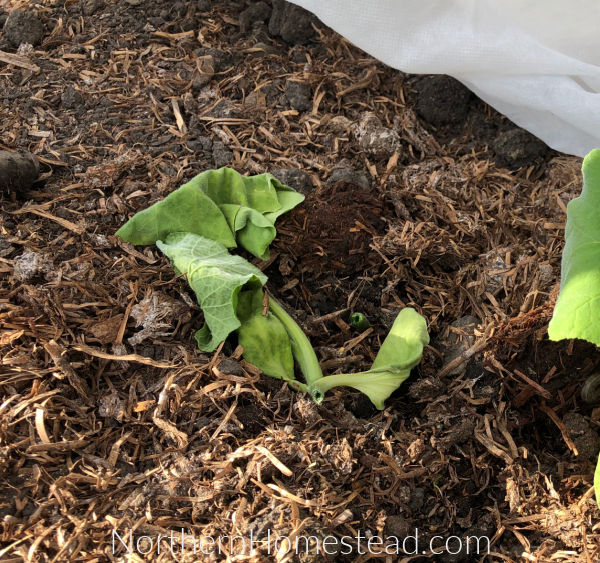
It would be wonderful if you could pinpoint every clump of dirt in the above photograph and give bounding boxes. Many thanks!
[278,178,385,277]
[268,0,320,44]
[0,150,39,195]
[2,9,44,47]
[413,75,473,125]
[493,127,550,168]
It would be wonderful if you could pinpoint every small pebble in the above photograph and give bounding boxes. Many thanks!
[492,128,548,168]
[271,168,314,195]
[239,1,271,33]
[413,75,472,126]
[0,150,39,196]
[284,80,312,112]
[328,167,370,190]
[269,0,318,44]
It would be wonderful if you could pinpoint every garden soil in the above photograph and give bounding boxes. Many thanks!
[1,1,599,561]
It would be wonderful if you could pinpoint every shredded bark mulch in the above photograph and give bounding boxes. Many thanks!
[1,1,599,561]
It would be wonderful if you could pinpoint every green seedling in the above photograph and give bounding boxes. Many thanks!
[116,167,304,260]
[350,312,371,331]
[309,308,428,409]
[156,232,267,351]
[118,167,429,410]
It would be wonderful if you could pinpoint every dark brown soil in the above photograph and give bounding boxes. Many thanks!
[0,1,598,562]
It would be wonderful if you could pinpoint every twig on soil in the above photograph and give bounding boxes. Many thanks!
[11,206,84,234]
[43,339,90,399]
[539,403,579,455]
[0,49,40,72]
[511,368,551,400]
[307,307,350,326]
[73,342,177,368]
[437,336,490,378]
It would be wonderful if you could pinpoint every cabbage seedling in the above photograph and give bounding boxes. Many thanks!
[117,167,429,410]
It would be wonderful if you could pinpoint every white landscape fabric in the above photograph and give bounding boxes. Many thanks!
[291,0,600,157]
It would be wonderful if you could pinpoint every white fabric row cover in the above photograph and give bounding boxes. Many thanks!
[291,0,600,157]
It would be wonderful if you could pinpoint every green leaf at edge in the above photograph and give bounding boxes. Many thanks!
[187,168,304,259]
[549,149,600,346]
[371,307,430,371]
[116,167,305,261]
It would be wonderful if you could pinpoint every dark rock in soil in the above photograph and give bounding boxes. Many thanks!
[0,150,39,195]
[217,358,244,377]
[284,79,312,112]
[269,0,319,44]
[414,75,472,126]
[81,0,103,16]
[409,487,425,512]
[61,86,83,110]
[271,168,314,195]
[563,412,600,459]
[492,128,549,168]
[212,142,233,168]
[385,514,412,538]
[239,1,271,33]
[3,10,44,48]
[327,167,370,190]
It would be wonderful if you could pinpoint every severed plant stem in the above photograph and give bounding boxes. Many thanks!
[268,297,324,389]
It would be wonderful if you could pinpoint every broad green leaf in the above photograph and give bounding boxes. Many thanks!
[238,311,295,381]
[309,308,429,409]
[185,168,304,259]
[116,181,236,248]
[549,149,600,345]
[310,370,413,410]
[236,287,266,324]
[220,204,276,262]
[116,167,304,260]
[197,168,290,213]
[236,290,298,384]
[156,232,267,352]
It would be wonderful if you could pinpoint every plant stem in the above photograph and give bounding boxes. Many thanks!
[268,297,323,387]
[308,369,412,410]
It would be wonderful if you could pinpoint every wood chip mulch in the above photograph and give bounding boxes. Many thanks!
[1,1,599,561]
